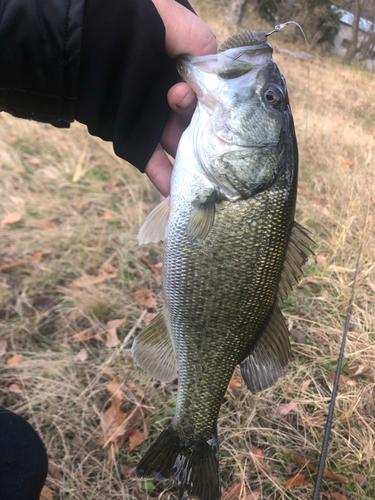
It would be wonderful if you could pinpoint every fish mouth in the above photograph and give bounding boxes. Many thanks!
[177,44,272,79]
[179,41,272,65]
[177,45,273,105]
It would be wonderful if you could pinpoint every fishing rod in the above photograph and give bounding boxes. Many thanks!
[312,245,362,499]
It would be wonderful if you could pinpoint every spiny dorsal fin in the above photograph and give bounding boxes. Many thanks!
[137,196,170,245]
[240,306,290,393]
[131,308,178,382]
[277,221,315,302]
[219,31,268,52]
[187,191,217,242]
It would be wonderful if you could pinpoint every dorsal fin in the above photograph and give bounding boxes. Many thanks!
[137,196,170,245]
[219,31,268,52]
[241,306,290,393]
[277,221,315,302]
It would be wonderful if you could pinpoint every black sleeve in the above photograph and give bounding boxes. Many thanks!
[0,0,85,125]
[75,0,189,171]
[0,0,196,172]
[0,407,48,500]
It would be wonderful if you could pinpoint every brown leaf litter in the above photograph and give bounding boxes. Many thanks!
[3,383,23,395]
[285,473,307,488]
[288,452,348,483]
[273,401,296,417]
[6,354,23,366]
[27,219,58,229]
[0,261,30,272]
[72,330,101,342]
[105,318,126,347]
[99,382,145,462]
[39,485,53,500]
[1,211,22,225]
[331,493,348,500]
[74,348,88,361]
[136,252,163,276]
[228,376,242,388]
[70,267,118,288]
[301,379,312,392]
[134,288,157,309]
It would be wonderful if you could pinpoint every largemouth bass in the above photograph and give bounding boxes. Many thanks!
[133,30,313,500]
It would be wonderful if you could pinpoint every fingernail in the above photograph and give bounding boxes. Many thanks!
[176,90,195,110]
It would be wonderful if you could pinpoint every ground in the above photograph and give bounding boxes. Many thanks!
[0,4,374,500]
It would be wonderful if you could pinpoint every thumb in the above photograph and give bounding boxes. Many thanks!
[151,0,217,58]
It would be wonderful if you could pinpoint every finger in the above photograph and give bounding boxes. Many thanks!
[145,144,173,197]
[160,112,185,158]
[161,82,198,157]
[167,82,197,123]
[151,0,217,58]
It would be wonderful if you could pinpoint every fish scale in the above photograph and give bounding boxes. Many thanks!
[164,170,295,444]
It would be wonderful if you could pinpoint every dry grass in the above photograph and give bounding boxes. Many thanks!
[1,5,375,500]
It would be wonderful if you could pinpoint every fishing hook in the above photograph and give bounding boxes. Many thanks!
[266,21,308,45]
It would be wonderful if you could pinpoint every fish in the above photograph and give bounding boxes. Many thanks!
[132,30,313,500]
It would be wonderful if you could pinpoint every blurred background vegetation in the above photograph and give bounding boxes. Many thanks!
[213,0,375,65]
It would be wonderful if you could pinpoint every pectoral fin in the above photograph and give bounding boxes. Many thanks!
[137,196,170,245]
[131,308,178,382]
[240,306,290,393]
[187,191,217,242]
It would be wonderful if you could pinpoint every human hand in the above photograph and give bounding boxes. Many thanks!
[145,0,217,196]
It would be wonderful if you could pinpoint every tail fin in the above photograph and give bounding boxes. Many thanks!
[136,426,221,500]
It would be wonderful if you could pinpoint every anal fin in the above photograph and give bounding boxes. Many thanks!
[277,221,315,302]
[131,308,177,382]
[241,306,290,393]
[137,196,170,245]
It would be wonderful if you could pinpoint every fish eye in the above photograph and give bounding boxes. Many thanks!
[264,87,279,106]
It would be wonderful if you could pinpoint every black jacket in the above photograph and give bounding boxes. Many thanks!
[0,0,194,171]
